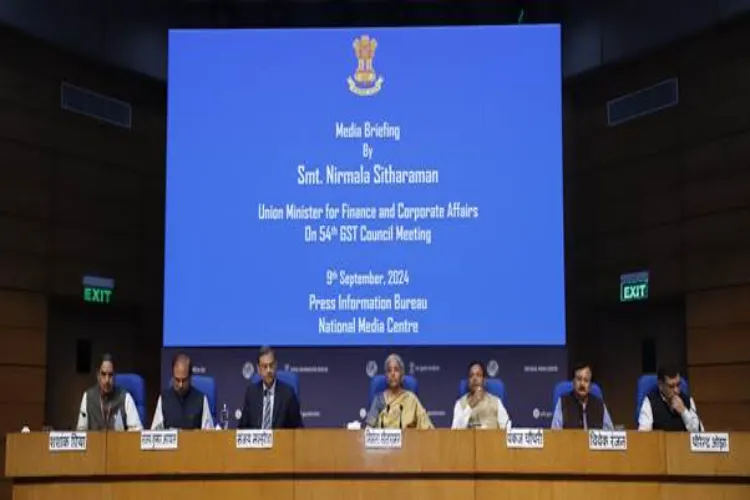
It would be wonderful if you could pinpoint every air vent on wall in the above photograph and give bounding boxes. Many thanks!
[607,78,678,127]
[60,82,132,129]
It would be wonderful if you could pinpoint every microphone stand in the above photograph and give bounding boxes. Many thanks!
[380,404,390,429]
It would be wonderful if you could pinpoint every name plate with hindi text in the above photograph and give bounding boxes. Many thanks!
[506,428,544,449]
[589,430,627,451]
[140,430,179,450]
[690,432,730,453]
[49,432,87,452]
[364,428,402,449]
[236,429,274,449]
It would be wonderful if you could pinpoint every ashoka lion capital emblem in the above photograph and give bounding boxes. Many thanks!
[347,35,384,97]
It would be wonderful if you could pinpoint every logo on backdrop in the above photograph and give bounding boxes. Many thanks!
[533,408,553,420]
[241,361,255,380]
[487,360,499,378]
[284,364,329,374]
[409,362,440,375]
[524,365,559,373]
[366,360,378,378]
[347,35,384,97]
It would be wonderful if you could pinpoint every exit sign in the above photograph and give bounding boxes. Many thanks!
[620,271,649,302]
[82,276,115,304]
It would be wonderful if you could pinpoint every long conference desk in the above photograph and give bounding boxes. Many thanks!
[5,430,749,500]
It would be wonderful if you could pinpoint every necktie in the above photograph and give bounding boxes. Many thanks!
[262,390,272,430]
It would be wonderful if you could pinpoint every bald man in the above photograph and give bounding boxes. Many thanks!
[151,353,213,430]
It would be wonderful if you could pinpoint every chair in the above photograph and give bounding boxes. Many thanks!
[458,378,506,404]
[368,375,418,408]
[251,371,300,397]
[191,375,217,419]
[552,381,604,409]
[635,374,690,424]
[115,373,146,424]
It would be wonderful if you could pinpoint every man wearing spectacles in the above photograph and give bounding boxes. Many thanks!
[76,354,142,431]
[551,363,614,430]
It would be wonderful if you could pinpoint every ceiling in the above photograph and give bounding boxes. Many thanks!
[0,0,748,81]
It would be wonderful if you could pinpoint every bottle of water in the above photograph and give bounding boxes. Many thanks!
[220,403,229,430]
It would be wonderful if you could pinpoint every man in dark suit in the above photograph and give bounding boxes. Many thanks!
[238,346,303,429]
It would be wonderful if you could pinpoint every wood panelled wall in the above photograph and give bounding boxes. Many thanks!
[0,25,165,498]
[565,14,750,430]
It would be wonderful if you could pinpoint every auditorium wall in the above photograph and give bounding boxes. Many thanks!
[0,24,165,497]
[565,13,750,430]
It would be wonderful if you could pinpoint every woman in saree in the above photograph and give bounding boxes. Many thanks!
[366,353,434,429]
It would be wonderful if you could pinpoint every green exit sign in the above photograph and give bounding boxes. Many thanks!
[620,271,649,302]
[82,276,115,305]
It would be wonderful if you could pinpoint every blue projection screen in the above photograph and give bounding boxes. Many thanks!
[164,26,564,347]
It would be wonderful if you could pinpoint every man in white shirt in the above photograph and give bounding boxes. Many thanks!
[151,353,213,430]
[76,354,142,431]
[551,363,614,430]
[452,361,510,429]
[638,365,703,432]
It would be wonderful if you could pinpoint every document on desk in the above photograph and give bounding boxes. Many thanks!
[506,429,544,449]
[236,429,274,449]
[690,432,730,453]
[141,430,179,451]
[364,428,403,449]
[589,430,627,451]
[48,432,87,452]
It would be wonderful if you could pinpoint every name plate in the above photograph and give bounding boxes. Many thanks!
[364,428,402,449]
[506,428,544,449]
[690,432,730,453]
[589,430,628,451]
[140,430,179,450]
[49,432,87,452]
[236,429,273,449]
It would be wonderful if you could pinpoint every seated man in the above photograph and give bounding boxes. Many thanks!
[151,353,213,430]
[366,353,433,429]
[551,363,614,430]
[638,365,702,432]
[238,346,303,429]
[452,361,509,429]
[76,354,142,431]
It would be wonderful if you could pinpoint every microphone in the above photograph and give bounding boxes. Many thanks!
[399,404,403,429]
[380,404,390,429]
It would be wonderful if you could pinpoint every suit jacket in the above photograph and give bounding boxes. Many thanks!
[238,379,303,429]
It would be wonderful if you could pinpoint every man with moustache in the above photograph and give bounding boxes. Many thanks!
[638,364,703,432]
[238,346,303,429]
[151,353,213,430]
[451,361,510,429]
[76,354,142,431]
[551,363,614,430]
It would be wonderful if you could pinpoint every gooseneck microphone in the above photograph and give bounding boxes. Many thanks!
[399,404,403,429]
[380,403,390,428]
